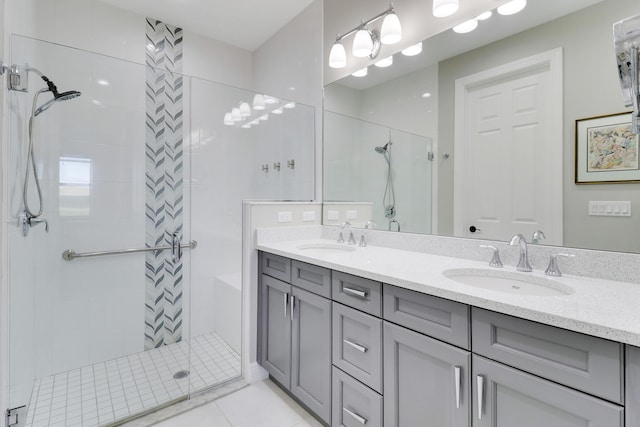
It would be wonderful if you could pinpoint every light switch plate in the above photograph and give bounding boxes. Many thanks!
[327,210,339,220]
[346,210,357,220]
[278,211,293,222]
[589,201,631,217]
[302,211,316,222]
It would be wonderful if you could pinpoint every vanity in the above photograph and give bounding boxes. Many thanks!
[256,231,640,427]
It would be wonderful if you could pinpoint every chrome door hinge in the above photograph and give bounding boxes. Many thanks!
[7,406,27,427]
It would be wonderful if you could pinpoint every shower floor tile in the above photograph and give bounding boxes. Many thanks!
[24,332,241,427]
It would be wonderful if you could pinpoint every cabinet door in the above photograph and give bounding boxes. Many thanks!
[291,287,332,424]
[472,355,623,427]
[261,275,292,388]
[384,322,471,427]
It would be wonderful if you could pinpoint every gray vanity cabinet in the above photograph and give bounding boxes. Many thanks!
[383,321,471,427]
[261,274,292,387]
[290,286,332,423]
[472,355,623,427]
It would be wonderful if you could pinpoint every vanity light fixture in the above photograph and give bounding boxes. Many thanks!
[433,0,459,18]
[401,42,422,56]
[231,107,241,122]
[328,4,402,69]
[374,56,393,68]
[497,0,527,16]
[223,113,234,126]
[453,19,479,34]
[352,67,368,77]
[239,101,251,117]
[253,94,265,110]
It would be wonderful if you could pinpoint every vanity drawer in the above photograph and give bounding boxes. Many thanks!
[261,252,291,283]
[383,285,470,350]
[332,271,382,317]
[332,302,383,393]
[472,308,623,403]
[332,366,382,427]
[291,260,332,298]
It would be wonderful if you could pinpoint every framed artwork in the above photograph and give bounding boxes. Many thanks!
[575,112,640,184]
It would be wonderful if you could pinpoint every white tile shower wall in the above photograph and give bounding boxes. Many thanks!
[241,202,322,383]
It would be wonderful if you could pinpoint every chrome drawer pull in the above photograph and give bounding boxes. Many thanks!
[477,375,485,420]
[343,339,368,353]
[290,295,295,319]
[343,407,367,425]
[343,287,368,299]
[454,365,461,409]
[284,293,289,318]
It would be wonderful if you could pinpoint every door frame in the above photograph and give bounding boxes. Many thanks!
[453,48,563,241]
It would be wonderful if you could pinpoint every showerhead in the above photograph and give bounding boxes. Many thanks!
[375,142,390,154]
[33,75,82,117]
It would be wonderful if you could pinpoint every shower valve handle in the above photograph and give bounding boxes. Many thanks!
[29,217,48,232]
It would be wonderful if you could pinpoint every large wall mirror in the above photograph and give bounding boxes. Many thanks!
[323,0,640,253]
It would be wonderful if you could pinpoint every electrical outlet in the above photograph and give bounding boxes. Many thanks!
[303,211,316,222]
[278,211,293,223]
[327,210,339,220]
[346,210,357,220]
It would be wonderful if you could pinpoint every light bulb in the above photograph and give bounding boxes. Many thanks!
[231,107,241,122]
[497,0,526,16]
[374,56,393,68]
[401,42,422,56]
[329,42,347,68]
[433,0,459,17]
[239,101,251,117]
[352,68,368,77]
[253,94,265,110]
[380,12,402,45]
[453,19,478,34]
[224,113,234,126]
[353,28,374,57]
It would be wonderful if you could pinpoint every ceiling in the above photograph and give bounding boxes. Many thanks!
[98,0,315,51]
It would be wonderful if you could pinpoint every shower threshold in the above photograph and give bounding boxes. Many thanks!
[24,332,241,427]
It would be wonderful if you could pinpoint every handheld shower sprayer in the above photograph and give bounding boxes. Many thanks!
[18,65,82,236]
[374,136,396,221]
[614,14,640,133]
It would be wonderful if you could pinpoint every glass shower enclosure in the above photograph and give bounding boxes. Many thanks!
[5,35,316,426]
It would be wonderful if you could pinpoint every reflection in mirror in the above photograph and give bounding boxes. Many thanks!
[324,0,640,253]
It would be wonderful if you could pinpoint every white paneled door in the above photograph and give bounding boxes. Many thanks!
[453,49,564,245]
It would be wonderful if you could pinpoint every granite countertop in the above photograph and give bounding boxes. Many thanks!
[257,238,640,347]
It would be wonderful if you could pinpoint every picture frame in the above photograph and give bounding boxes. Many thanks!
[575,112,640,184]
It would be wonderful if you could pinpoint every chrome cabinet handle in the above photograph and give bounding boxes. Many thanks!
[477,375,485,420]
[454,366,461,409]
[290,295,295,319]
[343,407,367,425]
[343,287,367,299]
[283,293,289,318]
[343,339,368,353]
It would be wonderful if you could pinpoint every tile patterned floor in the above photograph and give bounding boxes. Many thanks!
[153,380,323,427]
[24,333,241,427]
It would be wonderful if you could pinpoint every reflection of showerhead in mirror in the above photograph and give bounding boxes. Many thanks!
[374,142,390,154]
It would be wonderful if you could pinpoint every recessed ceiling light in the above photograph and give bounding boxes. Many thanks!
[374,56,393,68]
[96,79,110,86]
[284,102,296,109]
[433,0,459,18]
[453,19,478,34]
[477,11,492,20]
[497,0,526,16]
[401,42,423,56]
[352,68,368,77]
[272,108,283,115]
[264,96,279,104]
[422,92,432,98]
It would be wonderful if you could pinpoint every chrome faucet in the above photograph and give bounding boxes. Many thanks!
[20,212,49,237]
[532,230,546,244]
[509,234,532,272]
[359,221,377,247]
[338,221,356,244]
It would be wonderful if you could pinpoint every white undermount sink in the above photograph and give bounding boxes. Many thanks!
[297,243,357,252]
[443,268,574,296]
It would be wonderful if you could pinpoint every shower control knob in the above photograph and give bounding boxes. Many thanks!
[469,226,481,233]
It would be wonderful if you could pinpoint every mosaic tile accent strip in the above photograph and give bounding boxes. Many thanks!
[24,333,241,427]
[144,18,185,350]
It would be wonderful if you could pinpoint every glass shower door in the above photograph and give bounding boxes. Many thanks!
[6,36,193,426]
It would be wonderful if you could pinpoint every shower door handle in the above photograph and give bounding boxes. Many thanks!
[171,232,182,263]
